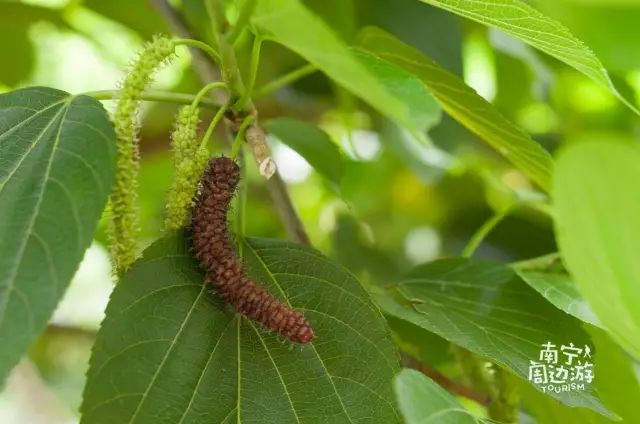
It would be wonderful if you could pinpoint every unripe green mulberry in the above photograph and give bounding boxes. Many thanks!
[109,35,175,273]
[165,105,210,230]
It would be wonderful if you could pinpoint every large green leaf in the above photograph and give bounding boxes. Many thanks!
[416,0,636,112]
[553,141,640,360]
[251,0,422,137]
[373,258,614,417]
[359,27,553,191]
[264,117,345,187]
[352,48,442,135]
[305,0,358,41]
[81,232,400,424]
[394,369,495,424]
[0,87,116,383]
[517,271,603,329]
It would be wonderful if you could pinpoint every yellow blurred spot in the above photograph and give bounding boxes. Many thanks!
[517,102,559,134]
[391,170,427,210]
[501,169,532,191]
[566,76,616,113]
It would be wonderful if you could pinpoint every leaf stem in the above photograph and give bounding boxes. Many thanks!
[205,0,226,40]
[402,353,490,406]
[462,206,513,258]
[174,38,221,64]
[225,0,257,45]
[84,89,221,109]
[233,35,262,111]
[206,0,246,101]
[200,103,229,149]
[191,81,228,109]
[254,64,317,98]
[231,115,256,159]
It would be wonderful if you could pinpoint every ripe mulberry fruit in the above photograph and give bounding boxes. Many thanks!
[191,157,314,344]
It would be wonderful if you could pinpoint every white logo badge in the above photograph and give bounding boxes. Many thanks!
[528,342,594,393]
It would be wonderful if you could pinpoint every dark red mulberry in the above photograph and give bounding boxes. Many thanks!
[191,156,314,344]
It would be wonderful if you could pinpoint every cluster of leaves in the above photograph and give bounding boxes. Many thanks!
[1,0,640,423]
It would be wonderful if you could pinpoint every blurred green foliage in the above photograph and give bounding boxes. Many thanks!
[1,0,639,422]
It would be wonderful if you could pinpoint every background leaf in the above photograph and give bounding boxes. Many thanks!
[534,0,640,72]
[84,0,168,37]
[553,141,640,360]
[415,0,634,111]
[351,48,442,135]
[0,87,116,383]
[359,27,554,191]
[394,368,494,424]
[372,258,613,417]
[0,25,33,87]
[0,3,68,86]
[81,232,400,424]
[251,0,419,136]
[264,117,345,187]
[517,271,603,329]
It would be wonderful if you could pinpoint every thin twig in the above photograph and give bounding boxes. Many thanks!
[265,173,311,245]
[249,123,309,245]
[152,0,310,245]
[229,118,310,245]
[402,353,491,406]
[46,323,97,338]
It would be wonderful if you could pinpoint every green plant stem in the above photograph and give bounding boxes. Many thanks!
[511,252,561,270]
[462,206,513,258]
[206,0,246,102]
[225,0,257,45]
[254,64,317,98]
[85,89,221,109]
[205,0,226,39]
[191,82,228,109]
[231,115,255,159]
[174,38,221,64]
[200,103,228,149]
[233,35,262,110]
